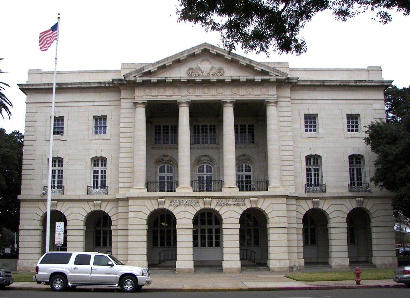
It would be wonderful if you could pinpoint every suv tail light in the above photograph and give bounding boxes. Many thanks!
[35,266,39,274]
[403,270,410,275]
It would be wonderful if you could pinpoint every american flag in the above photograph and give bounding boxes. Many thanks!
[39,22,58,51]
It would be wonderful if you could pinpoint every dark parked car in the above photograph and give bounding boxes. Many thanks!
[0,268,13,289]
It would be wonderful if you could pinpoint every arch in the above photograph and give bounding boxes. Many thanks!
[302,208,329,265]
[147,208,177,267]
[84,210,112,253]
[239,208,268,266]
[192,208,223,267]
[41,210,67,253]
[193,155,216,167]
[346,207,373,264]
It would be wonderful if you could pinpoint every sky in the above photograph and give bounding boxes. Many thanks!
[1,0,409,133]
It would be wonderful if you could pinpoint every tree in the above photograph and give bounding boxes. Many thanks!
[0,58,12,118]
[177,0,410,54]
[365,86,410,217]
[0,129,23,232]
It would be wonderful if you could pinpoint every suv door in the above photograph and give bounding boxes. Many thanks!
[90,255,117,284]
[69,254,92,284]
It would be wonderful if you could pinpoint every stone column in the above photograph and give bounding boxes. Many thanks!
[176,223,194,272]
[132,101,147,191]
[266,99,280,190]
[328,220,349,269]
[176,100,192,192]
[222,222,241,272]
[222,100,238,191]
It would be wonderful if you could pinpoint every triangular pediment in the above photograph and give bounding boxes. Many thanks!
[123,43,287,81]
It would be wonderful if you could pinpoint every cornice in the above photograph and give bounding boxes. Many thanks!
[295,80,393,87]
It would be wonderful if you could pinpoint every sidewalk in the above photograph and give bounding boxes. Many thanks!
[8,271,405,291]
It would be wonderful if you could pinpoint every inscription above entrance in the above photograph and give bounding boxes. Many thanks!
[216,199,246,206]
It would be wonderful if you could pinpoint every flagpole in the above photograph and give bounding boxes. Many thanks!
[45,13,61,253]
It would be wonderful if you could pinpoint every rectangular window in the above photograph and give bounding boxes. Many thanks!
[347,114,360,132]
[154,124,177,145]
[192,124,217,145]
[51,158,63,190]
[94,116,107,135]
[304,114,318,133]
[53,116,64,135]
[234,124,255,144]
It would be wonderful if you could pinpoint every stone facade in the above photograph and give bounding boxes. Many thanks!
[17,43,396,272]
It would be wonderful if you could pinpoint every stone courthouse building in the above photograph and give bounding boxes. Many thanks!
[17,43,397,272]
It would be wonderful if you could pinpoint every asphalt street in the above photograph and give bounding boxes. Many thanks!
[0,288,409,298]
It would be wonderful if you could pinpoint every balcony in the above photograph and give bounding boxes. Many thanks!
[349,183,370,192]
[237,180,269,191]
[146,181,177,192]
[191,180,223,192]
[305,184,326,193]
[42,185,64,195]
[87,186,109,195]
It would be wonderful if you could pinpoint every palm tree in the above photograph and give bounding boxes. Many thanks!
[0,58,12,118]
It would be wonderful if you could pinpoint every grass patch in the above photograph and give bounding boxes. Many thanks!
[286,269,395,282]
[12,272,35,282]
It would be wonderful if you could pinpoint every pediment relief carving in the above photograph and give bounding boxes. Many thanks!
[237,154,253,165]
[155,155,177,167]
[193,155,216,167]
[186,59,224,77]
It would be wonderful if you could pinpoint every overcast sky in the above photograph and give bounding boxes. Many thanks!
[1,0,409,133]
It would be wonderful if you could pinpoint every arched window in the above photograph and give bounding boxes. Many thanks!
[303,214,316,245]
[306,155,322,187]
[151,212,176,248]
[158,164,175,192]
[94,212,112,252]
[197,164,213,191]
[193,210,221,248]
[92,157,107,189]
[237,163,252,191]
[349,155,364,187]
[240,212,259,247]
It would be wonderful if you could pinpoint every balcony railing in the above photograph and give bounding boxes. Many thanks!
[349,183,370,192]
[42,185,64,195]
[146,181,178,192]
[192,180,223,192]
[305,184,326,193]
[87,186,109,195]
[237,180,269,191]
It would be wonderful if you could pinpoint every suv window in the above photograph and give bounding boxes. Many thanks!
[74,254,91,265]
[93,255,111,266]
[40,253,72,264]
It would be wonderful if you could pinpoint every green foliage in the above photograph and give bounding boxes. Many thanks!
[0,58,12,118]
[365,86,410,216]
[286,269,394,281]
[0,128,23,231]
[177,0,410,54]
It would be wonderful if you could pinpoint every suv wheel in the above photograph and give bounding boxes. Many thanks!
[50,274,67,291]
[121,275,137,292]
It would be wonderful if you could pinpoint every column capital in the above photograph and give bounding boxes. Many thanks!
[177,99,191,106]
[133,100,147,108]
[222,99,235,106]
[265,98,278,106]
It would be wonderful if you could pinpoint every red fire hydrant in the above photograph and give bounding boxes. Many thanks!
[354,267,361,285]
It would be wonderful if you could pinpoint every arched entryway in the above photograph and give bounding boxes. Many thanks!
[347,208,373,263]
[193,209,222,267]
[303,209,329,265]
[41,210,67,253]
[147,209,177,267]
[85,211,112,253]
[239,208,268,266]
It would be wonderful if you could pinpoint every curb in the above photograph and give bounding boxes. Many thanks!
[8,283,405,292]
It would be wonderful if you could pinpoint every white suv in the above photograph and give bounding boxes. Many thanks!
[34,252,151,292]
